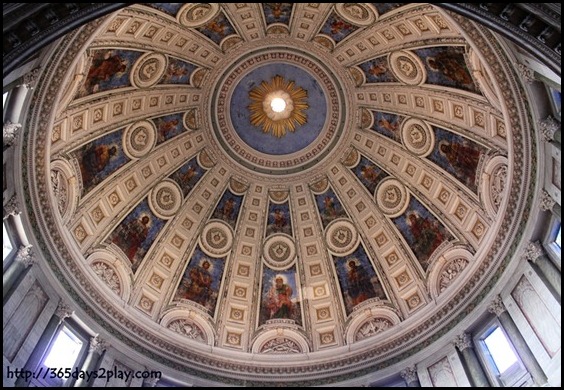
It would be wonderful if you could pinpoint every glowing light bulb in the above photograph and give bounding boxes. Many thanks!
[270,97,286,113]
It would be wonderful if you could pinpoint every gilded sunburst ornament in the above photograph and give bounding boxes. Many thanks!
[248,75,308,138]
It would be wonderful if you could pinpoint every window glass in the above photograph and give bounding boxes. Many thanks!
[483,327,518,374]
[3,222,14,261]
[43,326,83,369]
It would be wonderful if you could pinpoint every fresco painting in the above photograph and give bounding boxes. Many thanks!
[159,57,197,85]
[211,189,244,229]
[109,198,165,273]
[259,266,302,326]
[196,11,236,45]
[358,56,398,83]
[428,127,486,193]
[369,111,404,143]
[414,46,479,94]
[319,12,359,43]
[392,197,452,272]
[333,246,386,316]
[169,156,206,197]
[151,113,187,145]
[266,200,292,237]
[371,3,405,16]
[351,155,389,195]
[315,187,348,228]
[262,3,293,25]
[147,3,183,17]
[73,129,129,195]
[174,246,226,313]
[78,49,142,97]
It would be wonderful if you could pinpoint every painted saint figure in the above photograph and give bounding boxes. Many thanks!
[85,51,128,94]
[265,275,294,319]
[79,144,117,187]
[221,197,235,222]
[346,259,373,306]
[439,140,482,187]
[427,51,474,88]
[111,215,150,267]
[406,212,446,264]
[182,260,213,306]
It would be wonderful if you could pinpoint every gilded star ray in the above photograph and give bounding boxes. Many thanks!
[248,75,308,138]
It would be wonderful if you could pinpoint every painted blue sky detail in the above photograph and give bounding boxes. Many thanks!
[414,46,480,94]
[333,245,386,316]
[108,198,165,273]
[369,111,404,143]
[73,129,130,195]
[262,3,293,25]
[159,57,197,85]
[211,189,244,230]
[151,113,187,145]
[259,265,302,326]
[174,245,226,314]
[315,187,348,229]
[231,63,326,155]
[196,11,236,45]
[319,12,359,44]
[427,126,486,193]
[78,49,142,98]
[371,3,405,16]
[146,3,183,17]
[266,201,292,237]
[358,56,398,83]
[351,155,389,195]
[169,156,206,197]
[392,197,452,272]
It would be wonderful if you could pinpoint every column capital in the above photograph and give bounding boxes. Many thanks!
[3,195,21,219]
[539,190,556,212]
[23,67,42,89]
[15,245,35,267]
[487,295,507,317]
[55,301,74,321]
[516,63,536,84]
[453,332,473,351]
[89,335,110,354]
[400,366,418,384]
[3,120,22,148]
[142,376,159,387]
[523,241,544,263]
[539,115,560,142]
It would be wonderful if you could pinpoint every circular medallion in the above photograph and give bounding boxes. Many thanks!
[211,48,346,175]
[130,53,167,89]
[375,178,409,217]
[400,118,435,157]
[335,4,376,26]
[200,221,233,257]
[178,3,220,28]
[123,120,157,159]
[149,179,182,219]
[263,234,296,269]
[389,50,426,86]
[325,219,359,256]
